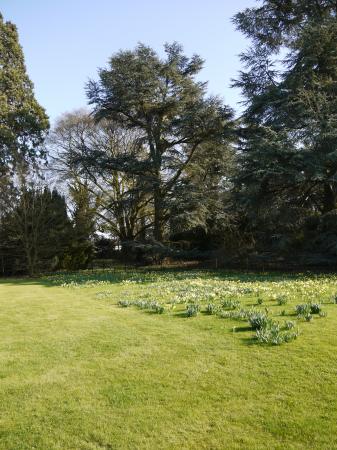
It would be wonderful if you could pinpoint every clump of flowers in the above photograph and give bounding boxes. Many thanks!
[256,320,300,345]
[117,300,131,307]
[186,304,200,317]
[205,303,219,315]
[220,298,240,310]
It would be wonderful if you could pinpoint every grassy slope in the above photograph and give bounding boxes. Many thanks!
[0,272,337,450]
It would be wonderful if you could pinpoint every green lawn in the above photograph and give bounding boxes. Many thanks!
[1,270,337,449]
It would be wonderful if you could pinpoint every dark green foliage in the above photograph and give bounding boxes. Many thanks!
[310,303,322,315]
[64,182,96,270]
[168,141,239,252]
[0,187,71,275]
[87,42,234,242]
[0,15,50,276]
[0,14,49,170]
[3,4,337,272]
[233,1,337,258]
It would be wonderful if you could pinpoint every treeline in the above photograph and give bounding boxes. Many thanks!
[1,1,337,275]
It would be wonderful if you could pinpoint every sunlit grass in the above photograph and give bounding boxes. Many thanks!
[1,269,337,449]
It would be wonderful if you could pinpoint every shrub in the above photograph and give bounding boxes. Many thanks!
[257,297,264,305]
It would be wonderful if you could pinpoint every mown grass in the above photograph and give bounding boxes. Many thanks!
[0,269,337,449]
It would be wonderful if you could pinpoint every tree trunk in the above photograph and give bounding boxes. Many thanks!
[153,187,163,242]
[323,183,336,213]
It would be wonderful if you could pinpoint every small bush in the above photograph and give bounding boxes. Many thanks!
[257,297,264,305]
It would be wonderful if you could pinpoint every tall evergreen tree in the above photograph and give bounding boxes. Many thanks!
[67,181,96,269]
[87,43,234,242]
[169,141,238,251]
[0,13,49,172]
[233,0,337,253]
[0,186,71,275]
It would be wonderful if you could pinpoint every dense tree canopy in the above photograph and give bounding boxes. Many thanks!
[0,13,49,172]
[87,42,234,242]
[1,2,337,274]
[0,185,71,275]
[233,0,337,259]
[50,111,151,245]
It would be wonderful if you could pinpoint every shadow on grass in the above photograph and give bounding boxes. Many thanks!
[239,336,259,346]
[172,311,190,319]
[232,325,252,333]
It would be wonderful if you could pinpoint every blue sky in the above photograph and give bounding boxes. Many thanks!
[2,0,257,124]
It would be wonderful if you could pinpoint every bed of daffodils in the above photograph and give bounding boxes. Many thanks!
[46,269,337,346]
